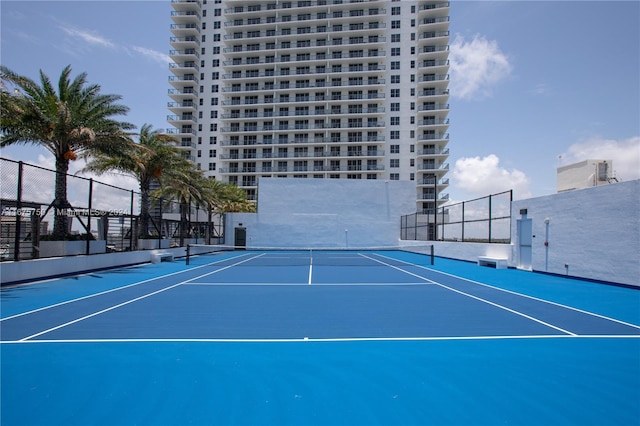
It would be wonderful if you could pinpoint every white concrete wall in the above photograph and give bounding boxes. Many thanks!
[5,179,637,287]
[0,247,187,285]
[226,178,416,248]
[428,241,512,264]
[511,179,639,287]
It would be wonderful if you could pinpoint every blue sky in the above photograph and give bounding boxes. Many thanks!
[1,0,639,202]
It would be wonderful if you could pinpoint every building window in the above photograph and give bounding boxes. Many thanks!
[209,163,216,171]
[391,75,400,84]
[391,20,400,29]
[391,47,400,56]
[390,145,400,154]
[391,6,400,15]
[390,173,399,180]
[390,89,400,98]
[391,34,401,43]
[391,61,400,70]
[390,117,400,125]
[390,159,400,168]
[390,131,400,139]
[391,102,400,112]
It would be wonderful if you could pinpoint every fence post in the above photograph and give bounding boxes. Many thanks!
[441,205,445,241]
[130,190,135,250]
[207,207,212,245]
[488,194,492,243]
[461,201,465,242]
[86,178,93,255]
[433,178,438,241]
[509,190,513,244]
[158,197,163,247]
[14,161,23,261]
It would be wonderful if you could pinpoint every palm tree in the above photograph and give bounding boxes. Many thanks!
[151,160,255,245]
[215,183,256,213]
[0,65,134,239]
[151,159,208,246]
[81,124,179,238]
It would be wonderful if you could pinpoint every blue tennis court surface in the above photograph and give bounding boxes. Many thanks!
[2,249,639,425]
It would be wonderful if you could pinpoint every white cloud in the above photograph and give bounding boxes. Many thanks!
[55,24,168,68]
[449,34,512,100]
[453,154,532,199]
[59,25,115,48]
[130,46,171,67]
[559,136,640,182]
[529,82,552,97]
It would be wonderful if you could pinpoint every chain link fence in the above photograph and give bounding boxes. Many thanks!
[0,158,225,261]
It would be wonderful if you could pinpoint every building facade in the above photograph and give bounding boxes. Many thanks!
[168,0,450,213]
[557,159,618,193]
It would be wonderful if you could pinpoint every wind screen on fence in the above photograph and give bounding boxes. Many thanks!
[186,244,435,267]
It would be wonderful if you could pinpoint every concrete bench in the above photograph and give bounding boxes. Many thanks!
[151,252,174,264]
[477,256,508,269]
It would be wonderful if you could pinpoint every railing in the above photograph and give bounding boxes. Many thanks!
[401,190,512,243]
[0,158,224,262]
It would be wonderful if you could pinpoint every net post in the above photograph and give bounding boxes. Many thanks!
[186,244,190,265]
[430,245,434,265]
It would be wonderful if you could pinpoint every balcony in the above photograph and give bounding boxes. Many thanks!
[166,127,197,137]
[416,147,449,157]
[417,103,450,113]
[417,163,449,171]
[168,74,199,87]
[417,134,449,143]
[169,49,199,63]
[418,177,450,186]
[170,23,200,37]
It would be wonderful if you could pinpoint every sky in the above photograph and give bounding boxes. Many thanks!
[1,0,639,203]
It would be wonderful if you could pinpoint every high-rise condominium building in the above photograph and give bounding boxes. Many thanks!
[168,0,450,213]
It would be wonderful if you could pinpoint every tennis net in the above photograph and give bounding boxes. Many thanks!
[185,244,434,267]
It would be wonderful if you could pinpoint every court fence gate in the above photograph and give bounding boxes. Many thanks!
[401,190,512,243]
[0,158,225,261]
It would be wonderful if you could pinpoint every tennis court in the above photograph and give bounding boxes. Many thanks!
[1,248,639,425]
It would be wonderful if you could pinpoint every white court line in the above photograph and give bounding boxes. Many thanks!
[17,253,268,342]
[184,282,432,286]
[2,334,639,345]
[372,252,640,331]
[0,251,255,323]
[360,253,577,336]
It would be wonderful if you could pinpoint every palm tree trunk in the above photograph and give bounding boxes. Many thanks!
[52,155,71,239]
